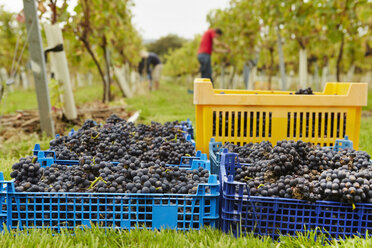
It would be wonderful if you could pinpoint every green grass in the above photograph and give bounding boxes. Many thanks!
[1,83,103,114]
[360,117,372,155]
[0,88,37,114]
[1,81,372,246]
[125,81,195,123]
[0,227,275,248]
[363,90,372,111]
[1,227,372,247]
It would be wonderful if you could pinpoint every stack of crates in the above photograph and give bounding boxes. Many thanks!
[194,78,371,239]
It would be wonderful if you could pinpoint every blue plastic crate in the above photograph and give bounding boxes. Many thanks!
[330,136,353,151]
[219,150,372,239]
[209,137,354,177]
[180,119,194,140]
[209,138,223,175]
[0,160,219,231]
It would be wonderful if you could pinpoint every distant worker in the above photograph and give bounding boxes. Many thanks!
[138,51,162,91]
[197,28,230,84]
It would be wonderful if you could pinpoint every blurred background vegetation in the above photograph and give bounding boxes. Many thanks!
[1,0,371,101]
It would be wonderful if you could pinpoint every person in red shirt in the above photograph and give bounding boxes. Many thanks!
[198,28,229,84]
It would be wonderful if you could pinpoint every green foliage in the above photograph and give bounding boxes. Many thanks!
[159,0,372,79]
[68,0,142,67]
[146,34,187,61]
[63,28,97,75]
[207,1,261,73]
[65,0,142,102]
[283,0,321,49]
[38,0,71,24]
[109,1,143,67]
[0,1,142,103]
[0,6,27,75]
[48,78,64,109]
[163,36,201,77]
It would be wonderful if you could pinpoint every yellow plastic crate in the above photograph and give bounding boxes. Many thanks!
[194,78,368,154]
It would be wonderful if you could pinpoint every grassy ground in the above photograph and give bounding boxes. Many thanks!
[125,82,195,123]
[0,227,372,248]
[363,89,372,111]
[1,83,104,115]
[1,81,372,246]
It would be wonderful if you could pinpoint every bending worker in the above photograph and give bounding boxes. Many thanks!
[139,51,162,91]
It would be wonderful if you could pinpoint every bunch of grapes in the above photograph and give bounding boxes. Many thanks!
[295,87,314,95]
[223,141,272,164]
[10,156,43,192]
[231,140,372,204]
[318,168,372,204]
[49,115,195,165]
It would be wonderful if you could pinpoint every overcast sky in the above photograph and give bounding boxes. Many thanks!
[0,0,230,40]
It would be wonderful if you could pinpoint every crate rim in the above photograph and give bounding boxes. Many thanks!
[3,191,219,197]
[194,78,368,106]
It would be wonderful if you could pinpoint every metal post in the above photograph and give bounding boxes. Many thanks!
[23,0,55,136]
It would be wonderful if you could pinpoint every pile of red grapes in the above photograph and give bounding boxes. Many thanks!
[223,140,372,204]
[10,115,209,194]
[295,87,314,95]
[11,156,209,194]
[49,115,195,165]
